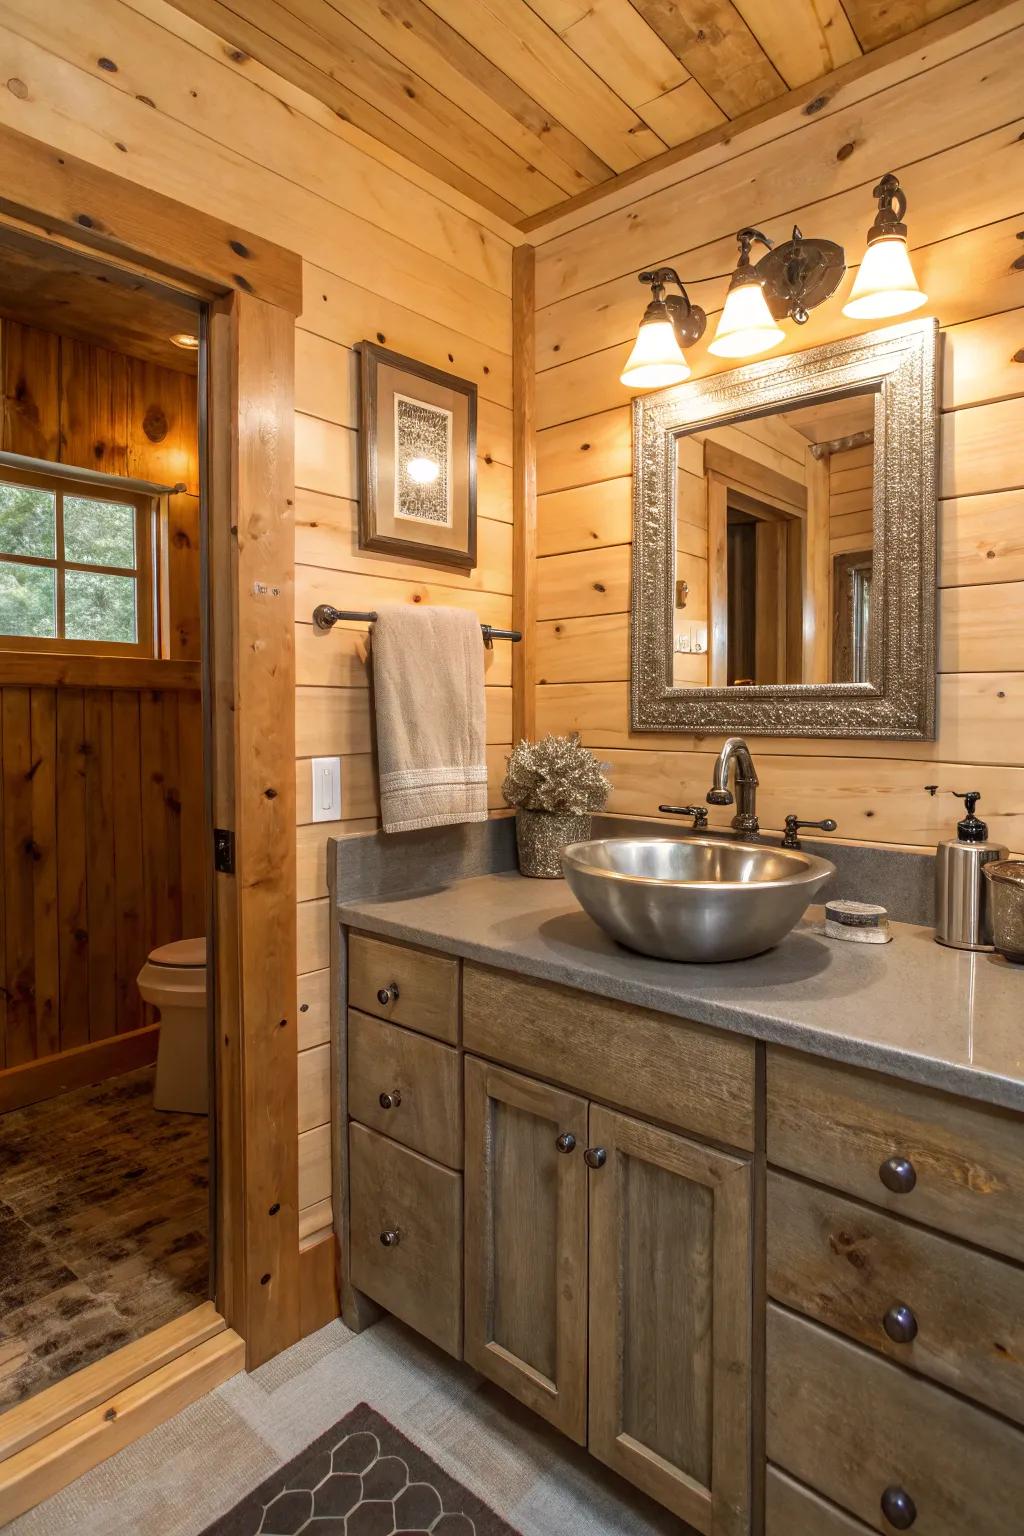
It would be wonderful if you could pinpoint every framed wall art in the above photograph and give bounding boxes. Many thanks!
[358,341,477,569]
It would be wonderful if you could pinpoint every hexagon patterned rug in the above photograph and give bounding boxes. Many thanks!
[199,1401,520,1535]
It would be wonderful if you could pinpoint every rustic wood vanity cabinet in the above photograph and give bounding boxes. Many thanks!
[341,928,1024,1536]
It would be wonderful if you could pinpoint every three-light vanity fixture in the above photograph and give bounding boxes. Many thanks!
[619,172,927,389]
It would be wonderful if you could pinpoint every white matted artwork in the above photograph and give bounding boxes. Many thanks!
[359,341,477,570]
[393,393,454,529]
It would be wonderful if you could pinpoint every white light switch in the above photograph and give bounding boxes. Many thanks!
[311,756,342,822]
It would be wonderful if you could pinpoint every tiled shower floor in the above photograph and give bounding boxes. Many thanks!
[0,1066,209,1411]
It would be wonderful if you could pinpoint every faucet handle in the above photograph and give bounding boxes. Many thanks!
[659,804,709,830]
[783,813,837,850]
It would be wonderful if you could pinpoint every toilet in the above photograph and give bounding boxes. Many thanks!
[137,938,208,1115]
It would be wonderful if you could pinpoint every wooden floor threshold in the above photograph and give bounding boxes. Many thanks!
[0,1302,242,1525]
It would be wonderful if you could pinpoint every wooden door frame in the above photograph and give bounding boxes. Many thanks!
[0,125,305,1372]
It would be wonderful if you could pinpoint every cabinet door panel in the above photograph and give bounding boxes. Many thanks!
[588,1107,751,1536]
[464,1056,588,1443]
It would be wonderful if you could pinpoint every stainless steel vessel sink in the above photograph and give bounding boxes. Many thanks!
[562,836,835,963]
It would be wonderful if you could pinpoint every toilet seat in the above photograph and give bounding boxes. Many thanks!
[149,937,206,969]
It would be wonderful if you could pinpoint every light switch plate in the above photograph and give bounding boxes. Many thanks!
[311,756,342,823]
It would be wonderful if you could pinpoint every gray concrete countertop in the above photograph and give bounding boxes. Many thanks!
[339,871,1024,1112]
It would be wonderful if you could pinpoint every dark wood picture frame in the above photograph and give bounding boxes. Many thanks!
[358,341,477,570]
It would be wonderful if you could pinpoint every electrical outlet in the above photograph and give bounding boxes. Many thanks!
[311,757,342,822]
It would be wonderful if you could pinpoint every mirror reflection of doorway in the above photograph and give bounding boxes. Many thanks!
[674,390,876,689]
[725,492,804,686]
[0,228,211,1412]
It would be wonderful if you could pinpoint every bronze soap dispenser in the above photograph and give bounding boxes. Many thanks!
[934,791,1008,951]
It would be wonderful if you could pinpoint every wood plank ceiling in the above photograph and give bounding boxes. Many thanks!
[166,0,974,224]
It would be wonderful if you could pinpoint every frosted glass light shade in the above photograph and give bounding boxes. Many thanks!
[843,235,927,319]
[707,280,785,358]
[620,318,690,389]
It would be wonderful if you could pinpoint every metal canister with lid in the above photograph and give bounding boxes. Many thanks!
[982,861,1024,963]
[934,791,1008,951]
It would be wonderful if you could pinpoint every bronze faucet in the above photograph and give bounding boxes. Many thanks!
[707,737,760,838]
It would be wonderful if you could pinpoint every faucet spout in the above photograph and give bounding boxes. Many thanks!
[707,737,760,837]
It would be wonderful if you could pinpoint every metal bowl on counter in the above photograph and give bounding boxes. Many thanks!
[562,836,835,963]
[982,860,1024,964]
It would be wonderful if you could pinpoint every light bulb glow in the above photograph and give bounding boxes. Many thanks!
[842,235,927,320]
[619,319,690,389]
[170,332,200,351]
[707,281,785,359]
[405,456,441,484]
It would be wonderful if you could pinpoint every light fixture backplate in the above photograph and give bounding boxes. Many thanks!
[757,235,845,323]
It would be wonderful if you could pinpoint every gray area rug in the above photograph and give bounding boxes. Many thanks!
[200,1401,520,1535]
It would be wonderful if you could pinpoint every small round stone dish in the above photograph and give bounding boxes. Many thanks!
[982,860,1024,963]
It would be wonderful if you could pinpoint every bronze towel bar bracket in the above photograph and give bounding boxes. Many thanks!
[312,604,522,649]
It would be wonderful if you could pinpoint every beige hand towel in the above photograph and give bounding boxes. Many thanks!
[372,603,488,834]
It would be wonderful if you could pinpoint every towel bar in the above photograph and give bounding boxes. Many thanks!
[312,604,522,649]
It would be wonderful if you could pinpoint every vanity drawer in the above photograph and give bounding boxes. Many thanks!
[348,1123,462,1358]
[766,1467,873,1536]
[463,964,755,1150]
[767,1171,1024,1425]
[348,933,459,1044]
[348,1010,462,1168]
[767,1304,1024,1535]
[767,1046,1024,1261]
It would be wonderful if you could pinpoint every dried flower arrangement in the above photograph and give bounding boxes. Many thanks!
[502,733,611,816]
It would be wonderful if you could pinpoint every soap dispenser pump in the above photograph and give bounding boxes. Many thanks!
[935,791,1008,950]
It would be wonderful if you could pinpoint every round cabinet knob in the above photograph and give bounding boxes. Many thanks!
[883,1302,919,1344]
[555,1132,576,1154]
[879,1155,917,1195]
[583,1147,607,1169]
[379,1089,402,1110]
[379,1229,401,1248]
[376,982,400,1006]
[881,1485,917,1529]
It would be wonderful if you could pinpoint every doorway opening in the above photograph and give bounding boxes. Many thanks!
[0,227,212,1411]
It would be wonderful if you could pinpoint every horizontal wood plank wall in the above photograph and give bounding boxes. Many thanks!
[531,17,1024,853]
[0,0,516,1251]
[0,685,203,1068]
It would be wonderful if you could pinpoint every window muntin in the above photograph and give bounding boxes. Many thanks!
[0,467,155,655]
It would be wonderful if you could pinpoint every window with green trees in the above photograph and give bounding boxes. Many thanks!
[0,468,155,654]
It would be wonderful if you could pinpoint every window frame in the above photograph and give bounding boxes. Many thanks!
[0,462,157,657]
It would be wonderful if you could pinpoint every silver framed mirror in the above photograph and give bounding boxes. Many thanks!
[631,318,939,738]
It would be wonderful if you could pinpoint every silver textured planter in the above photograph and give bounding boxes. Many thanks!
[515,809,592,879]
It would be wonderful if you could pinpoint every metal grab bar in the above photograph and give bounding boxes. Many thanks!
[312,604,521,649]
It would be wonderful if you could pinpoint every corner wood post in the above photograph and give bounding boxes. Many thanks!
[208,289,300,1368]
[512,244,537,748]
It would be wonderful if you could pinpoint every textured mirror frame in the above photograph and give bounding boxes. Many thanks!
[631,317,939,738]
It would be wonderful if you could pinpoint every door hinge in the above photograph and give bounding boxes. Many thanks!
[214,827,236,874]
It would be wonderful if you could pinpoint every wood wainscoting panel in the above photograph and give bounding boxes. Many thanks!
[0,684,204,1069]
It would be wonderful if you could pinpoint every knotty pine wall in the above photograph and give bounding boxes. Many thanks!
[0,0,516,1250]
[531,7,1024,856]
[0,318,203,1072]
